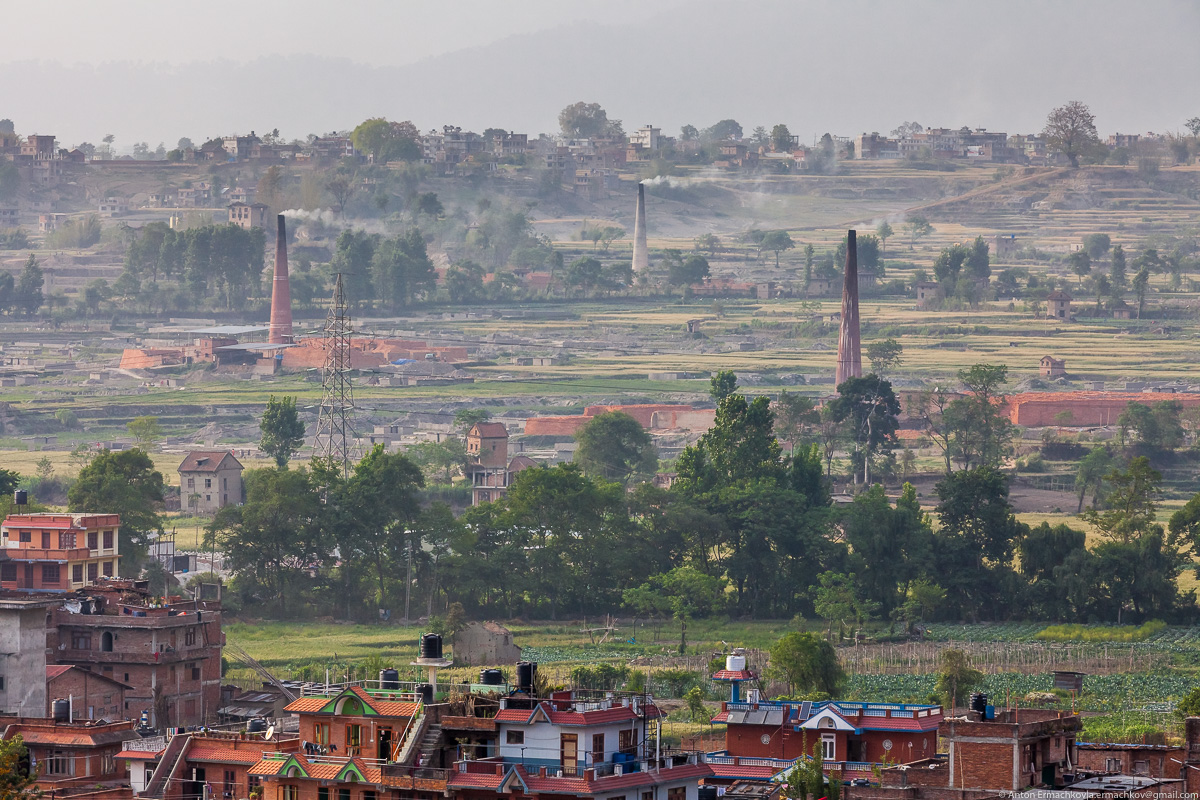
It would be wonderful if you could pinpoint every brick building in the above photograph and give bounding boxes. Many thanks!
[464,423,537,505]
[47,579,224,727]
[1039,356,1067,378]
[1074,742,1184,778]
[941,708,1081,791]
[1,717,136,790]
[1,513,121,591]
[46,664,130,720]
[178,451,245,513]
[126,728,299,799]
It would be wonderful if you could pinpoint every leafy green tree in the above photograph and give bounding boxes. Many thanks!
[759,230,795,267]
[15,254,42,315]
[1117,401,1183,453]
[69,449,165,576]
[1075,446,1114,512]
[127,415,163,447]
[260,395,306,468]
[558,102,619,138]
[445,261,486,303]
[773,390,818,443]
[332,229,379,308]
[0,734,38,800]
[1043,100,1100,168]
[828,375,900,485]
[768,631,844,696]
[710,370,738,403]
[1083,233,1111,260]
[685,686,708,722]
[843,484,934,618]
[629,566,726,651]
[575,411,657,486]
[668,253,709,286]
[945,364,1014,470]
[454,408,491,433]
[904,215,933,248]
[565,256,603,295]
[770,124,794,152]
[350,118,421,163]
[935,649,983,708]
[864,338,903,377]
[1019,522,1087,619]
[896,579,946,631]
[704,119,743,141]
[1132,266,1151,318]
[875,221,893,258]
[1109,244,1127,299]
[371,229,435,310]
[207,466,326,615]
[1068,250,1091,285]
[1178,687,1200,718]
[1084,457,1162,544]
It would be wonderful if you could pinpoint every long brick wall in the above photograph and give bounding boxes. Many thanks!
[524,404,714,437]
[1003,392,1200,427]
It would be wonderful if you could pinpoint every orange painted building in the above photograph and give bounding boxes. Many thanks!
[0,514,120,592]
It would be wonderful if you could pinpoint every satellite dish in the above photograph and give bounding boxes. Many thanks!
[265,725,275,740]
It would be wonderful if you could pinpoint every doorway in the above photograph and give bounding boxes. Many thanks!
[561,734,578,772]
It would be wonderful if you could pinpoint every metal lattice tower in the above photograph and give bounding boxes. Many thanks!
[314,272,357,477]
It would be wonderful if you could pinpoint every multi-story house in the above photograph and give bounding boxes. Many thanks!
[179,450,245,513]
[0,513,121,592]
[47,578,224,727]
[1,716,136,790]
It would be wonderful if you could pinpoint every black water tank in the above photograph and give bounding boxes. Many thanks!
[52,699,69,722]
[416,683,434,704]
[699,787,719,800]
[480,669,504,686]
[516,661,537,693]
[969,692,988,715]
[420,633,443,659]
[13,490,27,506]
[247,718,267,733]
[380,669,400,690]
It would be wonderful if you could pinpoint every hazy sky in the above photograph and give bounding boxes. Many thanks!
[2,0,1197,147]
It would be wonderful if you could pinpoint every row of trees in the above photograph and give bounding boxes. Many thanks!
[122,222,266,309]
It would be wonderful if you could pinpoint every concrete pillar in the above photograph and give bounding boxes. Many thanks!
[835,229,862,386]
[632,183,649,275]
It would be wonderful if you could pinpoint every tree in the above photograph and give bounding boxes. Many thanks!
[705,119,743,141]
[768,631,844,696]
[1067,250,1091,285]
[935,649,983,708]
[208,466,325,615]
[694,233,720,254]
[710,370,738,403]
[0,735,38,800]
[445,261,485,303]
[759,230,795,267]
[685,686,707,722]
[371,229,435,310]
[575,411,657,486]
[1075,446,1114,512]
[1083,457,1162,544]
[876,221,893,259]
[1132,267,1151,318]
[828,375,900,485]
[774,391,818,444]
[1082,233,1112,260]
[668,253,709,286]
[325,175,355,214]
[559,102,618,139]
[1179,687,1200,719]
[127,416,164,447]
[864,339,903,377]
[1044,101,1099,168]
[69,449,165,576]
[680,124,699,141]
[935,467,1025,567]
[770,124,794,152]
[14,254,42,315]
[564,256,603,295]
[904,215,933,248]
[350,118,420,163]
[945,364,1014,470]
[453,409,491,434]
[260,396,305,468]
[0,161,19,202]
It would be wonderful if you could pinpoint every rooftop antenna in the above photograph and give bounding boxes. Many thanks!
[314,272,357,478]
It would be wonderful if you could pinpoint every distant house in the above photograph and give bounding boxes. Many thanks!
[916,281,941,309]
[228,201,269,230]
[464,423,539,505]
[1112,300,1133,320]
[1040,356,1067,378]
[451,621,523,666]
[97,198,129,217]
[178,451,244,513]
[1047,289,1073,320]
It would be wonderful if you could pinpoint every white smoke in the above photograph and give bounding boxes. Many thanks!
[281,208,339,225]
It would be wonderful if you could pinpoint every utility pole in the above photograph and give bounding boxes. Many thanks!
[314,272,357,478]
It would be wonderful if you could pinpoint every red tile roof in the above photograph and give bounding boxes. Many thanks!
[712,670,756,681]
[46,665,73,680]
[448,770,506,789]
[707,763,785,780]
[116,749,163,760]
[178,451,242,473]
[497,700,658,727]
[188,746,265,765]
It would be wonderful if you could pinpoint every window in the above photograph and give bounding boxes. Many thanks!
[668,789,686,800]
[1105,758,1121,772]
[41,564,60,584]
[186,628,197,646]
[281,787,298,800]
[821,735,836,761]
[591,733,605,766]
[0,677,6,691]
[72,632,91,650]
[101,753,116,774]
[103,561,113,577]
[364,792,377,800]
[103,530,113,549]
[318,790,329,800]
[347,724,362,747]
[18,531,31,543]
[60,532,76,549]
[315,723,330,746]
[46,749,74,776]
[506,730,525,745]
[224,770,236,798]
[618,729,635,754]
[88,531,98,550]
[87,562,98,581]
[2,563,16,582]
[72,564,83,583]
[338,790,351,800]
[205,478,212,489]
[41,532,51,549]
[192,666,201,681]
[643,793,654,800]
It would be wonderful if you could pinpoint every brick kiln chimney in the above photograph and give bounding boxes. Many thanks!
[632,183,649,275]
[268,214,293,345]
[836,229,862,386]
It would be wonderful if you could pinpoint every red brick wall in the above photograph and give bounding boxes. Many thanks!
[1003,392,1200,427]
[953,742,1015,790]
[47,670,125,720]
[523,417,590,436]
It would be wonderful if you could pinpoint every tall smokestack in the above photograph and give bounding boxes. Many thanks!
[836,229,862,386]
[268,214,294,345]
[632,183,649,275]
